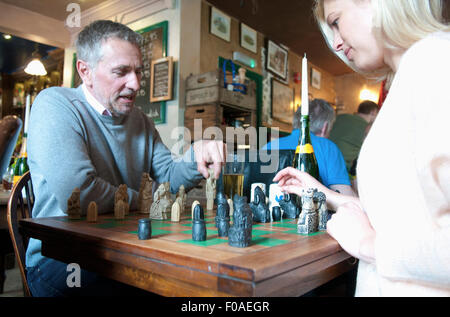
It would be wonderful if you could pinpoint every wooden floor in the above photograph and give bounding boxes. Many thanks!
[1,255,24,297]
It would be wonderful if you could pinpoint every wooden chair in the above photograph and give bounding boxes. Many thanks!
[6,171,34,297]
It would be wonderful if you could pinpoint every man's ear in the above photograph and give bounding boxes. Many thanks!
[318,122,329,138]
[76,60,92,86]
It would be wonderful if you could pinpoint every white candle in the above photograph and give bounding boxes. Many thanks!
[301,54,309,116]
[24,94,31,134]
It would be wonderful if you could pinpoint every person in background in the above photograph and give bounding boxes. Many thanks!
[329,100,379,171]
[26,20,226,297]
[275,0,450,296]
[264,98,355,197]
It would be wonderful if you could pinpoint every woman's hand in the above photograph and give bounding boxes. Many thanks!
[273,167,329,196]
[327,201,376,263]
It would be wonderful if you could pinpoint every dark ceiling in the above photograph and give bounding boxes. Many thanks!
[0,33,57,74]
[207,0,450,76]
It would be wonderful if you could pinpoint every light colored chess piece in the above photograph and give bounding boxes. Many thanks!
[176,184,187,214]
[115,184,129,215]
[67,188,81,220]
[138,173,153,214]
[297,188,318,234]
[150,182,172,220]
[115,199,127,220]
[227,198,234,217]
[191,200,200,219]
[206,169,216,211]
[171,197,182,222]
[87,201,98,223]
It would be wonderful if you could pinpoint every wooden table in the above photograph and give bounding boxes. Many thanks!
[19,210,355,297]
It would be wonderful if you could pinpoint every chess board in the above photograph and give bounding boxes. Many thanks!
[56,210,326,253]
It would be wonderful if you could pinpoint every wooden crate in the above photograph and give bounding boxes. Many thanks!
[184,104,222,141]
[185,70,256,111]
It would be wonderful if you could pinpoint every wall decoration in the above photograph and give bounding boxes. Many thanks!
[266,40,288,80]
[271,79,294,124]
[210,7,231,42]
[150,56,173,102]
[240,23,257,53]
[311,67,321,90]
[135,21,168,124]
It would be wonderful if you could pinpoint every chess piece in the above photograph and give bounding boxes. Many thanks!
[227,198,234,217]
[171,197,182,222]
[272,206,282,222]
[228,194,253,248]
[149,182,172,220]
[176,184,187,213]
[250,183,266,203]
[115,199,127,220]
[314,191,328,231]
[191,200,200,219]
[138,218,152,240]
[115,184,129,215]
[206,169,216,211]
[279,194,300,219]
[249,186,270,223]
[297,188,319,234]
[87,201,98,223]
[215,192,230,237]
[192,204,206,241]
[138,173,153,214]
[67,188,81,220]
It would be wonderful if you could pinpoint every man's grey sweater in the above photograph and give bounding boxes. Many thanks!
[26,86,202,267]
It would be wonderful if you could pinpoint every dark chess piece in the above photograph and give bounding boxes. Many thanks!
[192,204,206,241]
[314,191,328,231]
[228,195,253,248]
[272,206,282,222]
[249,186,270,223]
[279,194,300,219]
[138,218,152,240]
[215,193,230,237]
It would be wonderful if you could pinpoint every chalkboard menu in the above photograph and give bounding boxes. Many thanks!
[151,56,173,102]
[135,21,168,124]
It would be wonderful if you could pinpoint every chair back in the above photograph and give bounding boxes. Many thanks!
[6,171,34,297]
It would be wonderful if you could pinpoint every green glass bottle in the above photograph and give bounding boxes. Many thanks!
[292,114,320,207]
[13,133,29,185]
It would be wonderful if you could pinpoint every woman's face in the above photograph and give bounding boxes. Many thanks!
[324,0,385,72]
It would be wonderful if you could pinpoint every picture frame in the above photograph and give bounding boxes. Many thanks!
[311,68,321,90]
[240,23,257,53]
[266,40,288,80]
[210,7,231,42]
[150,56,173,102]
[271,79,295,124]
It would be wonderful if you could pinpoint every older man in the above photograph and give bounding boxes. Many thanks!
[26,20,225,296]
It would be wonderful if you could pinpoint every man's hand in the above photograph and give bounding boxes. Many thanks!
[193,140,226,179]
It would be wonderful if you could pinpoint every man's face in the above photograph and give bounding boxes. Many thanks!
[85,37,142,116]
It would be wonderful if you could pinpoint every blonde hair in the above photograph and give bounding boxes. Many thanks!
[313,0,449,82]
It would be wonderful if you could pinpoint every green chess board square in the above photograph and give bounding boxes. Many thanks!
[270,222,298,229]
[181,222,216,228]
[251,229,275,236]
[178,237,228,247]
[94,221,128,229]
[251,236,290,247]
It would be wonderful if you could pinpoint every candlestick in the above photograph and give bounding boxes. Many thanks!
[301,54,309,116]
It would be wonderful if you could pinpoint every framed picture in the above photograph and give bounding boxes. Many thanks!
[150,56,173,102]
[210,7,231,42]
[266,40,288,80]
[271,79,295,124]
[135,21,168,124]
[240,23,257,53]
[311,68,321,89]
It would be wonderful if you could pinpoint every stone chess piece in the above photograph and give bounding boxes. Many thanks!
[67,188,81,220]
[249,186,270,223]
[279,194,300,219]
[314,191,328,231]
[192,204,206,241]
[228,194,253,248]
[297,188,318,235]
[138,173,153,214]
[215,191,230,237]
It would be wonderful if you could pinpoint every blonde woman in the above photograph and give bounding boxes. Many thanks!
[274,0,450,296]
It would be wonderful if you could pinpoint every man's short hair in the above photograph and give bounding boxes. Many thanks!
[357,100,379,114]
[76,20,142,68]
[293,99,335,135]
